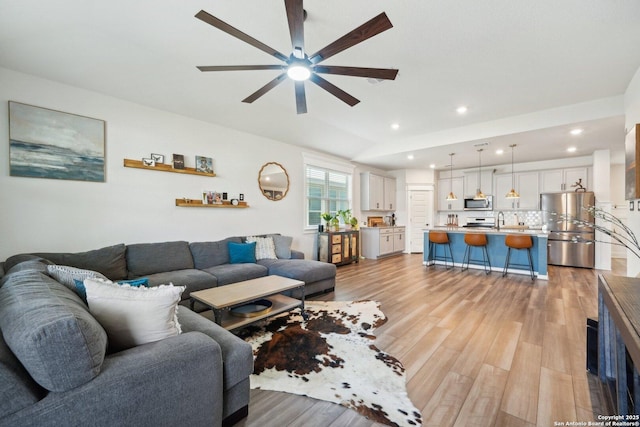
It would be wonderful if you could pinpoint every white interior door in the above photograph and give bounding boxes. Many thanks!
[408,190,433,253]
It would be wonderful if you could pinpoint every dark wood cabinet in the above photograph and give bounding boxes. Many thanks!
[318,231,359,266]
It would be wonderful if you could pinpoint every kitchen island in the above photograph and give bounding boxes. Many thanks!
[423,227,549,279]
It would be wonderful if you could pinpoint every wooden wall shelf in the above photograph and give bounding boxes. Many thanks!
[176,199,249,208]
[123,159,216,177]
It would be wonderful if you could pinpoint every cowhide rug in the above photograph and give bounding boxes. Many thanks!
[237,300,423,427]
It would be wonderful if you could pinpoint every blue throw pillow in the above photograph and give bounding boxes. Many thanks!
[117,278,150,287]
[74,278,150,304]
[228,241,257,264]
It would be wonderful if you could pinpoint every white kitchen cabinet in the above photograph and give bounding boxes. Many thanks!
[494,172,539,210]
[383,177,396,210]
[540,167,589,192]
[463,170,494,198]
[361,172,396,211]
[361,226,405,258]
[437,177,464,211]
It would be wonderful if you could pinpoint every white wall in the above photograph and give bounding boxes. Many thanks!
[625,64,640,276]
[0,67,347,261]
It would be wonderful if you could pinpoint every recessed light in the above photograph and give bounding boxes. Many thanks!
[407,154,414,160]
[570,128,583,136]
[429,164,436,169]
[567,146,577,153]
[391,123,400,130]
[456,106,468,114]
[496,149,504,155]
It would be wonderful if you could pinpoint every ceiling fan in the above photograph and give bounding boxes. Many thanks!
[195,0,399,114]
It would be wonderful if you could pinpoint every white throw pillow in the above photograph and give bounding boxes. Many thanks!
[245,236,277,260]
[47,265,107,291]
[83,278,185,351]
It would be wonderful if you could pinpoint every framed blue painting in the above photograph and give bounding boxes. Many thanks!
[9,101,106,182]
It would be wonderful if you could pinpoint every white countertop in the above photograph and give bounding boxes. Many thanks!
[428,226,548,237]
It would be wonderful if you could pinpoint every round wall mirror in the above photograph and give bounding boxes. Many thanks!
[258,162,289,201]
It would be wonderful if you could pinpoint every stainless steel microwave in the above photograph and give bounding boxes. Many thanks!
[464,195,493,211]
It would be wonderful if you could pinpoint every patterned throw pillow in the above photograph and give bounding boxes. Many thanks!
[47,265,108,292]
[245,236,277,260]
[83,278,185,352]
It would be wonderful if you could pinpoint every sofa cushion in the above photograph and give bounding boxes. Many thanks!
[3,254,54,273]
[257,259,337,284]
[245,236,277,260]
[202,263,268,286]
[0,270,108,392]
[228,242,256,264]
[47,265,108,292]
[271,235,293,259]
[189,237,243,269]
[33,244,128,280]
[0,333,44,419]
[126,241,194,277]
[84,278,185,352]
[143,269,217,300]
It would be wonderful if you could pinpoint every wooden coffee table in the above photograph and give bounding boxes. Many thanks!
[189,275,305,330]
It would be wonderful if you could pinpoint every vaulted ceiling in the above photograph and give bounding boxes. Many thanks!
[2,0,640,170]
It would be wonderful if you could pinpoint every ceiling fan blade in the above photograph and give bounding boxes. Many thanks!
[196,10,288,62]
[308,12,393,64]
[314,65,398,80]
[284,0,304,51]
[294,81,307,114]
[197,65,284,72]
[309,74,360,107]
[242,73,287,103]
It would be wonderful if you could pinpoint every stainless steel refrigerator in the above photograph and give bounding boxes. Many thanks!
[540,191,595,268]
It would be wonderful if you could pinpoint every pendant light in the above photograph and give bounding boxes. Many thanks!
[473,148,487,200]
[446,153,457,200]
[505,144,520,199]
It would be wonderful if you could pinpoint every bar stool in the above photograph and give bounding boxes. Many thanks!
[502,234,535,280]
[462,233,491,274]
[428,231,454,269]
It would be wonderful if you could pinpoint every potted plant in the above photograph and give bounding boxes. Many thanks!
[330,216,340,231]
[321,212,333,230]
[337,209,352,229]
[349,216,359,230]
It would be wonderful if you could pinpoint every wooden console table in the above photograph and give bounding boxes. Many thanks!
[598,274,640,415]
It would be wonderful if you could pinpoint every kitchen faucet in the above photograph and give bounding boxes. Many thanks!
[497,211,505,229]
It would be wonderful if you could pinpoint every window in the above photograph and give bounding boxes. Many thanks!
[305,164,352,228]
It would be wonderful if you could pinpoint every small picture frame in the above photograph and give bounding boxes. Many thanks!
[631,201,635,211]
[239,193,244,201]
[150,153,164,164]
[203,191,222,205]
[222,192,228,200]
[196,155,213,174]
[142,158,156,167]
[172,154,185,170]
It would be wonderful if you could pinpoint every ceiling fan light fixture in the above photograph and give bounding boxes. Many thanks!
[287,64,311,81]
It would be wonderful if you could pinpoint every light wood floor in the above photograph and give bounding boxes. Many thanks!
[238,254,622,427]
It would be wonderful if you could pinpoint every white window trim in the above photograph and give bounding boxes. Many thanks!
[302,152,355,233]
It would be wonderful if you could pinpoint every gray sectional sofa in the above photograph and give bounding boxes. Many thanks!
[0,235,337,427]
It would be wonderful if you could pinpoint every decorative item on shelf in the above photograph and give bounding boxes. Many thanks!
[172,154,185,169]
[231,198,239,206]
[474,148,486,200]
[142,158,156,167]
[203,191,222,205]
[505,144,520,199]
[151,153,164,164]
[222,192,228,200]
[195,155,213,174]
[446,153,457,201]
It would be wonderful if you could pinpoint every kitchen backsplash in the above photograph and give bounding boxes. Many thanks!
[437,210,542,227]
